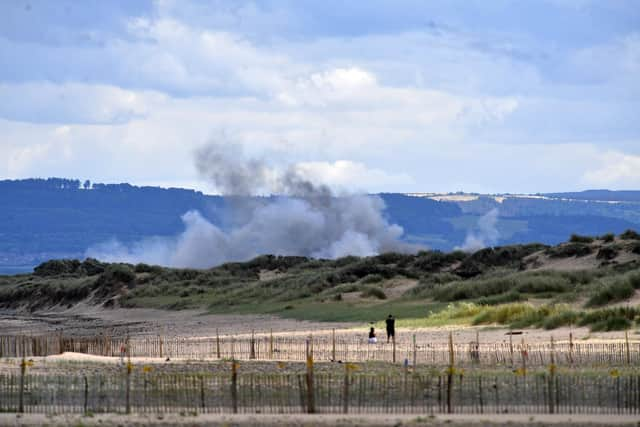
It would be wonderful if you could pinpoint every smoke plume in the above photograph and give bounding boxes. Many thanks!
[457,208,500,252]
[86,142,416,268]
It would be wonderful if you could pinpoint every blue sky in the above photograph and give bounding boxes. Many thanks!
[1,0,639,194]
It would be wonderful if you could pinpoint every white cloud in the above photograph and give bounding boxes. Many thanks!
[0,1,637,194]
[292,160,414,193]
[583,151,640,188]
[0,82,162,124]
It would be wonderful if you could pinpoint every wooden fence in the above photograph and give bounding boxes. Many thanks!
[1,370,639,415]
[2,333,639,367]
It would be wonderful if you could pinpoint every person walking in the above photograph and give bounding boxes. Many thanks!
[385,314,395,343]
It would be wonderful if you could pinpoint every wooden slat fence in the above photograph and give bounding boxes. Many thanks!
[0,371,638,415]
[2,334,640,367]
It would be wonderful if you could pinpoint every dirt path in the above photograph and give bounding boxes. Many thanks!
[1,413,638,426]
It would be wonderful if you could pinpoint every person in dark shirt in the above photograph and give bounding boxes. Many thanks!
[368,326,377,344]
[385,314,395,343]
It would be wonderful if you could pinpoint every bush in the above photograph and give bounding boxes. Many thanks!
[542,310,579,329]
[631,242,640,255]
[596,246,618,261]
[586,279,635,307]
[134,263,164,274]
[546,243,592,258]
[82,258,106,276]
[471,303,537,325]
[360,274,384,284]
[34,259,81,276]
[360,286,387,300]
[569,234,594,244]
[514,273,572,294]
[620,229,640,240]
[590,316,631,332]
[476,291,523,306]
[411,251,464,273]
[600,233,615,243]
[95,264,136,295]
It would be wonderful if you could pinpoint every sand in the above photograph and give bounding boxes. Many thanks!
[1,413,638,426]
[2,305,638,345]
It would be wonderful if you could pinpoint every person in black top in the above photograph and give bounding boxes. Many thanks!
[368,326,377,344]
[385,314,395,343]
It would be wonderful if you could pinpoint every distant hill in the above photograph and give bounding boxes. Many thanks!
[544,190,640,203]
[1,178,639,273]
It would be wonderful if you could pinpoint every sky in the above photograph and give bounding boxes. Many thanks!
[0,0,639,194]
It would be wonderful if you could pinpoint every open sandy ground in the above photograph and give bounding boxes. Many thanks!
[1,305,638,347]
[1,413,639,426]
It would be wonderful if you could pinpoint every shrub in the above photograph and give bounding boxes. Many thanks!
[586,279,635,307]
[600,233,615,243]
[514,273,572,294]
[569,234,594,244]
[433,276,514,301]
[579,306,640,326]
[620,229,640,240]
[631,242,640,255]
[95,264,136,295]
[546,243,592,258]
[542,310,579,329]
[475,291,523,306]
[589,316,631,332]
[360,286,387,300]
[360,274,384,284]
[596,246,618,261]
[34,259,81,276]
[374,252,411,265]
[134,263,164,274]
[82,258,106,276]
[411,251,464,273]
[472,303,537,325]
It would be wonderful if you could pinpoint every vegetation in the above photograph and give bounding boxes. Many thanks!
[570,234,595,244]
[620,229,640,240]
[1,233,639,331]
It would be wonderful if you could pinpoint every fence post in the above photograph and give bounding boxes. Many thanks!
[200,376,205,413]
[18,356,26,413]
[392,335,396,364]
[569,332,574,366]
[342,362,349,413]
[84,375,89,414]
[332,328,336,362]
[447,332,454,414]
[231,360,238,413]
[412,334,417,367]
[270,329,274,359]
[159,334,163,359]
[521,338,527,376]
[126,359,132,414]
[625,330,630,366]
[250,330,256,360]
[306,340,315,413]
[509,328,514,368]
[216,329,221,359]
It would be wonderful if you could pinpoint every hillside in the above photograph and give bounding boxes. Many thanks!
[2,231,639,332]
[2,178,640,274]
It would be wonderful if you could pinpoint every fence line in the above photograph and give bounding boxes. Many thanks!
[0,371,638,415]
[2,334,639,367]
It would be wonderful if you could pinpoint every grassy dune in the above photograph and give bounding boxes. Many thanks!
[1,231,639,331]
